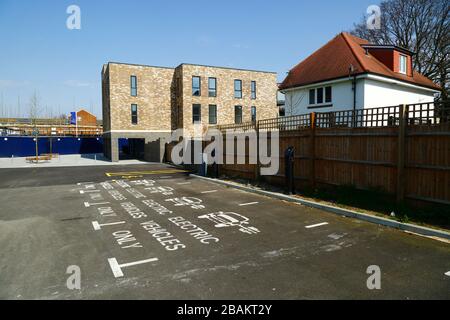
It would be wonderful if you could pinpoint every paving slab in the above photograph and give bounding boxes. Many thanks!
[0,153,150,169]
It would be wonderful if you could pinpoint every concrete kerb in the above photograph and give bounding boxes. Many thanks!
[190,174,450,241]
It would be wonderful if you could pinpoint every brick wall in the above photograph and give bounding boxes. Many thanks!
[177,64,278,136]
[76,110,97,126]
[103,62,278,135]
[106,63,175,132]
[101,64,111,132]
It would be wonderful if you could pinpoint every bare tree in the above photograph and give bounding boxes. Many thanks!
[284,91,305,116]
[17,95,21,118]
[29,91,40,159]
[351,0,449,100]
[29,91,40,123]
[0,92,4,118]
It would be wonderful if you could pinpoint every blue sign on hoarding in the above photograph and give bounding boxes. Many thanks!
[70,112,77,125]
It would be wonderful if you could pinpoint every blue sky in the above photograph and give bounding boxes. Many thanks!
[0,0,378,118]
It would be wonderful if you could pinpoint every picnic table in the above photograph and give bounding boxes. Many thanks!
[26,155,52,163]
[41,153,59,158]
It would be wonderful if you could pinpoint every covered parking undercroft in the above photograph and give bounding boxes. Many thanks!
[103,131,172,163]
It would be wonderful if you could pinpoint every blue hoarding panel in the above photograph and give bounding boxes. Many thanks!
[0,136,104,158]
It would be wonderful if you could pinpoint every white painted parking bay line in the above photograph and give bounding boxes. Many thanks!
[177,182,191,185]
[84,201,110,208]
[108,257,159,278]
[239,202,259,206]
[201,190,218,194]
[305,222,329,229]
[92,221,126,231]
[445,271,450,277]
[79,190,100,194]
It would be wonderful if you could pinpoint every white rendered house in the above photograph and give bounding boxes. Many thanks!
[279,33,441,116]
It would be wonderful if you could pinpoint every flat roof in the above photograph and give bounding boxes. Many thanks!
[179,63,277,74]
[107,61,276,74]
[360,44,416,55]
[108,62,175,70]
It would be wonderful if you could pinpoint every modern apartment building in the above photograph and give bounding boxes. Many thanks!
[102,62,278,162]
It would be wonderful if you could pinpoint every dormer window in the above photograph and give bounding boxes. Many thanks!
[361,44,414,75]
[399,55,407,74]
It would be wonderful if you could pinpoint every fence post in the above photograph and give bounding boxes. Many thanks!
[396,104,407,203]
[310,112,316,189]
[255,120,260,183]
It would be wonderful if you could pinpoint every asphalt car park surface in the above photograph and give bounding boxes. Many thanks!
[0,163,449,299]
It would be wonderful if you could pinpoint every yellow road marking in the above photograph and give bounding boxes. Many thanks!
[105,169,188,177]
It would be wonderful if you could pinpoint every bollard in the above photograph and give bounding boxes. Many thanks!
[95,154,97,162]
[11,154,14,164]
[284,146,295,195]
[211,149,219,178]
[198,152,207,177]
[213,162,219,178]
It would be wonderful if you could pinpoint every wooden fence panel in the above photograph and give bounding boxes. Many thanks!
[220,132,257,180]
[271,130,311,186]
[165,102,450,205]
[314,127,398,193]
[404,123,450,204]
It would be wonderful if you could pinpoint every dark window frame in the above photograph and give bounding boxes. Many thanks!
[251,106,257,122]
[251,81,257,99]
[234,105,243,124]
[309,89,315,105]
[131,104,138,125]
[325,86,332,103]
[234,79,242,99]
[131,75,137,97]
[208,77,217,97]
[192,104,201,123]
[316,87,324,104]
[192,76,201,96]
[208,104,217,124]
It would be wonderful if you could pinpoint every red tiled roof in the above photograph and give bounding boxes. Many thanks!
[279,32,441,91]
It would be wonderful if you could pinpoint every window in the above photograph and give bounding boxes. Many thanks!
[325,86,332,103]
[209,105,217,124]
[251,106,256,122]
[399,55,407,74]
[208,78,217,97]
[131,76,137,97]
[235,106,242,124]
[192,104,201,123]
[192,76,201,96]
[309,89,315,105]
[309,86,333,106]
[131,104,138,124]
[234,80,242,98]
[317,87,324,104]
[251,81,256,99]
